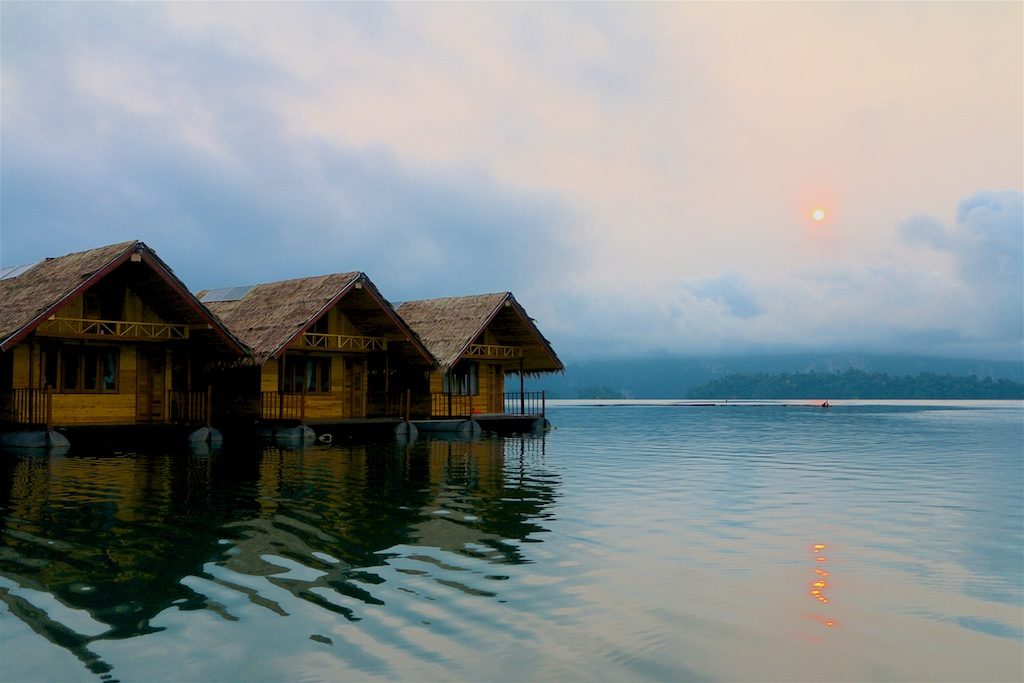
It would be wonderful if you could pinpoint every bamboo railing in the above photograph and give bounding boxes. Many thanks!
[299,333,386,352]
[430,393,473,418]
[261,391,306,422]
[0,387,53,428]
[504,391,546,417]
[36,317,189,340]
[260,389,411,422]
[168,388,212,426]
[429,391,546,418]
[367,391,412,419]
[465,343,523,359]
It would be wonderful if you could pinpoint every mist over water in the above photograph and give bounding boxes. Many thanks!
[1,401,1021,682]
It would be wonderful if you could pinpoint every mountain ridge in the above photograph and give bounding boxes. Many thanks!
[526,353,1024,399]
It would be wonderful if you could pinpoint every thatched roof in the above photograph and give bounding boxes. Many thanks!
[0,241,246,354]
[396,292,563,373]
[198,273,433,366]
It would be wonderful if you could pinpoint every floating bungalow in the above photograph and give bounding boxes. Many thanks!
[396,292,563,430]
[1,241,565,446]
[197,273,434,434]
[0,241,247,443]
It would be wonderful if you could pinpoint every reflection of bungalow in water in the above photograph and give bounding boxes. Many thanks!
[198,273,434,427]
[0,242,246,433]
[396,293,563,422]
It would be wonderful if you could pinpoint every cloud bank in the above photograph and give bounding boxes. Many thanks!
[1,2,1021,361]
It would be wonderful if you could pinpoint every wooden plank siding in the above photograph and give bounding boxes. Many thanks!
[256,353,370,421]
[1,241,249,429]
[7,343,141,425]
[50,393,137,424]
[12,346,30,388]
[429,361,506,416]
[5,290,193,426]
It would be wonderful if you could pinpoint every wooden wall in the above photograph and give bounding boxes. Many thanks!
[429,361,506,415]
[55,287,169,325]
[5,343,140,424]
[261,363,278,393]
[3,337,188,426]
[51,392,136,425]
[329,309,358,336]
[12,346,30,388]
[257,354,369,420]
[1,274,205,427]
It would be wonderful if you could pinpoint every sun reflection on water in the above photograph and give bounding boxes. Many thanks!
[810,543,833,624]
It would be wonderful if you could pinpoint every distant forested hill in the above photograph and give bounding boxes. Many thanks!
[526,353,1024,399]
[685,369,1024,399]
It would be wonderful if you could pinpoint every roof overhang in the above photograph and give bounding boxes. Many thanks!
[269,274,435,366]
[1,242,249,356]
[446,293,564,373]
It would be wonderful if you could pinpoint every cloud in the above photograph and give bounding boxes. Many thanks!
[1,3,1021,362]
[545,191,1023,360]
[682,273,763,320]
[899,216,950,250]
[0,2,578,299]
[955,191,1023,288]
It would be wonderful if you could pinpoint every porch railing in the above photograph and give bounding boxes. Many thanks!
[261,391,306,422]
[260,390,412,421]
[168,388,212,426]
[430,393,473,417]
[368,391,412,419]
[36,317,189,340]
[465,343,522,359]
[504,391,546,417]
[0,387,52,428]
[430,393,548,419]
[299,333,386,352]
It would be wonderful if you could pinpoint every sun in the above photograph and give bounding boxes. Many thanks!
[811,208,826,222]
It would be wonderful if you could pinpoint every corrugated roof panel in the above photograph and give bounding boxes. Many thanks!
[199,285,255,303]
[0,262,40,280]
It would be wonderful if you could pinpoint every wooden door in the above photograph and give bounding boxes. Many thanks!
[490,365,502,413]
[343,358,365,419]
[136,349,166,422]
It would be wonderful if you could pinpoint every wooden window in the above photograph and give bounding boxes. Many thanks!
[309,315,329,335]
[443,362,479,396]
[283,356,330,393]
[45,346,119,393]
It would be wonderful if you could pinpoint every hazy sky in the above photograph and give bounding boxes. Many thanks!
[2,2,1021,361]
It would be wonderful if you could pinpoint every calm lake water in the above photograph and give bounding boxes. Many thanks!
[1,401,1021,682]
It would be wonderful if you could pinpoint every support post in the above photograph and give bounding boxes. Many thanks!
[45,384,52,432]
[519,358,525,416]
[206,385,213,428]
[542,390,546,418]
[300,383,307,425]
[28,343,36,424]
[446,371,452,417]
[405,388,411,422]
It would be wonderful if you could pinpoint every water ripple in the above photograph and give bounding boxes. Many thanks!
[1,406,1020,682]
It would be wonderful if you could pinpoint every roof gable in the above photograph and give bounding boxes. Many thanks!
[396,293,563,372]
[199,273,433,365]
[0,241,247,354]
